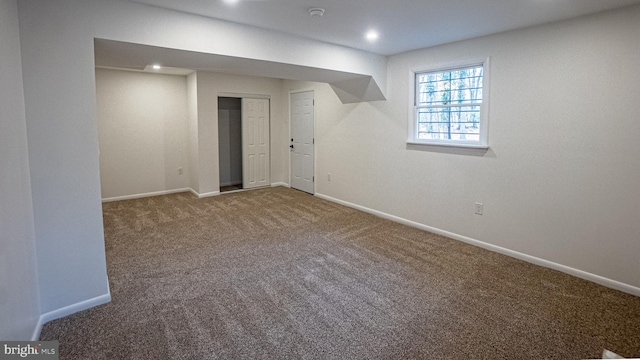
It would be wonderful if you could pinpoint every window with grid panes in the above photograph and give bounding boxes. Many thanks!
[411,62,489,147]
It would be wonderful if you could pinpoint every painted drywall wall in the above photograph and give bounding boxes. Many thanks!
[96,68,283,200]
[187,73,199,193]
[195,72,285,195]
[19,1,108,315]
[17,0,383,313]
[96,69,189,199]
[0,0,40,340]
[287,6,640,290]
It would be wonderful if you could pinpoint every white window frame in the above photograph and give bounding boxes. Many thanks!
[408,57,490,149]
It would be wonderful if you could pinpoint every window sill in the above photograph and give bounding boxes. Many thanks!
[406,141,489,155]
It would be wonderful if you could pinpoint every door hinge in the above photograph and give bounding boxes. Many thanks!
[313,138,315,144]
[313,176,315,182]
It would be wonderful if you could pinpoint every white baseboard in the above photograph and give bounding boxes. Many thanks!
[190,189,220,198]
[102,188,191,203]
[31,317,44,342]
[31,291,111,341]
[271,182,290,188]
[315,193,640,297]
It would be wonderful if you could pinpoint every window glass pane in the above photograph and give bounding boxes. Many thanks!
[416,65,483,106]
[415,64,484,142]
[417,105,480,140]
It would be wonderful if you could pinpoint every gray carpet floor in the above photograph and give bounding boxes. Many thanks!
[40,187,640,359]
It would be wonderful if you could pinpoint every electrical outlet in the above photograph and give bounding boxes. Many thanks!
[178,167,183,175]
[327,173,331,181]
[475,202,483,215]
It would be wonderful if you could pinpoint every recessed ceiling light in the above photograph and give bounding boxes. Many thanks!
[224,0,239,5]
[152,64,161,70]
[365,30,379,42]
[308,8,325,17]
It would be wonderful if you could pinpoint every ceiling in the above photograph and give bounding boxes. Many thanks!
[125,0,640,56]
[97,0,640,102]
[94,39,386,102]
[94,39,367,83]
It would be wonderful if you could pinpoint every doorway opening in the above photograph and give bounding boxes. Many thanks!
[218,97,243,193]
[218,96,271,194]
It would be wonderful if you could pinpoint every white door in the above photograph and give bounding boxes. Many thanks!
[290,91,314,194]
[242,98,270,189]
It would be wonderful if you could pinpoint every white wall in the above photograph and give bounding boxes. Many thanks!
[96,69,283,198]
[19,1,109,315]
[195,72,285,195]
[0,0,40,340]
[187,73,199,193]
[96,69,189,200]
[287,6,640,291]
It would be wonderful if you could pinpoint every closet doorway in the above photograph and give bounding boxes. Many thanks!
[218,97,243,192]
[218,96,270,193]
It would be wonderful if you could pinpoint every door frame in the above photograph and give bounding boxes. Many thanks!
[288,89,315,194]
[217,92,272,192]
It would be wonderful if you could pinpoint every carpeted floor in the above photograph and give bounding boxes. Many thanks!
[40,187,640,359]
